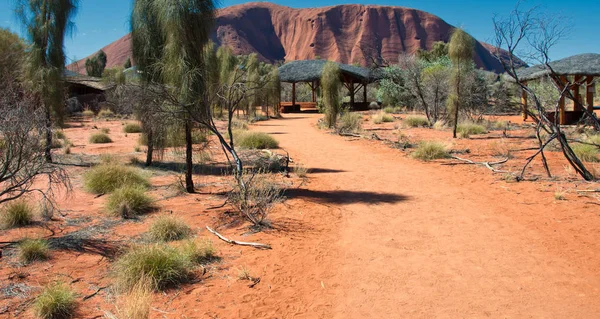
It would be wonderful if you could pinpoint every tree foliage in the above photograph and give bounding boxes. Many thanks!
[321,61,341,128]
[447,28,475,138]
[85,50,107,77]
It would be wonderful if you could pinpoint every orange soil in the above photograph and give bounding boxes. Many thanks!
[2,114,600,318]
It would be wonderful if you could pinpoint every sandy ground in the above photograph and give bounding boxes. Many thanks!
[1,113,600,318]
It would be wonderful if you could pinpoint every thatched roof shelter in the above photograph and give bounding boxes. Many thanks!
[513,53,599,124]
[64,71,113,94]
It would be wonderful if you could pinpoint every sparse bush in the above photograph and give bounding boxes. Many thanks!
[107,185,154,218]
[554,190,566,201]
[372,112,394,124]
[84,162,150,194]
[571,143,599,162]
[383,106,402,114]
[191,130,208,144]
[404,116,430,128]
[148,216,191,242]
[1,200,33,229]
[98,109,115,118]
[491,120,510,130]
[33,282,76,319]
[231,118,249,130]
[82,109,95,117]
[18,238,49,264]
[412,141,450,161]
[179,239,217,264]
[237,132,279,149]
[295,164,308,178]
[237,266,252,280]
[457,122,487,138]
[89,132,112,144]
[432,120,447,130]
[115,277,152,319]
[114,244,192,291]
[123,123,143,133]
[229,172,284,228]
[337,112,362,134]
[101,128,110,134]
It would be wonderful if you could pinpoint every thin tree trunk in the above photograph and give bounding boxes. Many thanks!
[452,68,461,139]
[185,120,194,193]
[145,128,154,166]
[44,104,53,163]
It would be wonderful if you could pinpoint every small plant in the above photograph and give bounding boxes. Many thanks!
[295,164,308,178]
[123,123,143,133]
[114,244,192,291]
[237,266,252,280]
[337,112,362,134]
[115,276,152,319]
[18,238,49,264]
[571,143,599,162]
[148,216,191,242]
[492,120,510,130]
[383,106,402,114]
[89,132,113,144]
[84,162,150,194]
[1,200,34,229]
[82,109,95,117]
[98,109,115,118]
[554,190,566,201]
[107,185,154,218]
[372,112,394,124]
[457,122,487,138]
[179,239,217,264]
[101,128,110,134]
[404,116,430,128]
[432,120,447,130]
[231,118,249,130]
[411,141,450,161]
[237,132,279,149]
[229,172,284,228]
[33,282,76,319]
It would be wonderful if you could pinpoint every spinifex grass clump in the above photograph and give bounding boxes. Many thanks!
[404,116,430,128]
[571,143,599,162]
[89,132,112,144]
[372,112,394,124]
[0,200,33,229]
[123,123,143,133]
[84,162,150,194]
[412,141,450,161]
[337,112,362,134]
[33,282,76,319]
[107,185,154,218]
[18,238,50,264]
[148,216,191,242]
[457,122,487,138]
[237,131,279,149]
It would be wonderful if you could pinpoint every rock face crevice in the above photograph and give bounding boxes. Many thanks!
[69,2,524,74]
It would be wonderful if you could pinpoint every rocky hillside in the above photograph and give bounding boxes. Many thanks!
[69,2,524,74]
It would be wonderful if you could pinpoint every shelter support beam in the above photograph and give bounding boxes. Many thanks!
[292,82,296,107]
[559,76,568,125]
[521,82,528,121]
[573,75,582,111]
[363,83,367,102]
[587,76,595,113]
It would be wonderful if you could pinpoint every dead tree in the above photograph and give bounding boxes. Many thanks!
[492,4,595,181]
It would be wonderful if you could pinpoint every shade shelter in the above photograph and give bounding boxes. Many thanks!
[277,60,381,112]
[515,53,600,125]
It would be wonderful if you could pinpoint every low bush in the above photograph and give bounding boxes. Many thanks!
[148,216,191,242]
[457,122,487,138]
[18,238,49,264]
[98,109,115,118]
[123,123,143,133]
[84,162,150,194]
[1,200,34,229]
[107,185,154,218]
[383,106,402,114]
[404,116,430,128]
[115,276,152,319]
[179,239,217,264]
[337,112,362,134]
[82,109,95,117]
[295,164,308,178]
[372,112,394,124]
[114,244,192,291]
[432,120,447,130]
[229,172,284,227]
[572,143,599,162]
[33,282,76,319]
[411,141,450,161]
[89,133,112,144]
[237,132,279,149]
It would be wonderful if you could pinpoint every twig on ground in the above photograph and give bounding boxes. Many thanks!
[205,226,271,250]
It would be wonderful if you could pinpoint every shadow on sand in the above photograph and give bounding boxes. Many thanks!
[285,188,408,205]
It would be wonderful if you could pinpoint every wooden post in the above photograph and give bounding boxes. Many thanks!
[349,79,355,108]
[587,76,595,113]
[363,83,367,103]
[311,81,316,103]
[559,76,568,125]
[521,83,528,121]
[573,75,582,111]
[292,82,296,108]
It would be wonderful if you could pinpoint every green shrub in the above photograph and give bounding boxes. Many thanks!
[572,143,599,162]
[107,185,154,218]
[237,131,279,149]
[89,133,112,144]
[191,130,208,144]
[33,282,76,319]
[337,112,362,134]
[372,112,394,124]
[412,141,450,161]
[18,238,49,264]
[114,244,192,291]
[82,110,95,117]
[404,116,430,128]
[179,239,217,264]
[84,162,150,194]
[1,200,34,229]
[123,123,143,133]
[148,216,191,242]
[98,109,115,118]
[457,122,487,138]
[383,106,402,114]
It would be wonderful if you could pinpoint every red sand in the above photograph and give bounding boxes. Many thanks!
[2,114,600,318]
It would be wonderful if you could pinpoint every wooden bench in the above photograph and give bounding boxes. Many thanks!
[279,102,317,113]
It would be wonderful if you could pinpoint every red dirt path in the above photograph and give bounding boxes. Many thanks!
[251,113,600,318]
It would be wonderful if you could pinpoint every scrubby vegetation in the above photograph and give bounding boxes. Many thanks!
[89,132,113,144]
[98,109,115,118]
[33,282,76,319]
[571,143,599,162]
[124,123,143,133]
[1,200,34,229]
[337,112,362,134]
[456,122,487,138]
[18,238,49,264]
[82,109,95,117]
[107,185,154,218]
[237,131,279,149]
[148,216,192,242]
[179,239,217,264]
[84,161,150,194]
[412,141,450,161]
[372,112,394,124]
[404,116,430,128]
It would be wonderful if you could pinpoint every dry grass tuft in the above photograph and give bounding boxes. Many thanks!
[98,109,115,118]
[337,112,362,134]
[372,112,394,124]
[106,185,154,218]
[403,116,430,128]
[457,122,487,138]
[1,200,34,229]
[33,282,76,319]
[411,141,450,161]
[84,162,150,194]
[123,123,143,133]
[18,238,49,264]
[115,276,153,319]
[89,133,112,144]
[236,131,279,149]
[571,143,599,162]
[148,216,191,242]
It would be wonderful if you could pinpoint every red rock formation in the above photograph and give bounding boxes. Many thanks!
[69,2,523,74]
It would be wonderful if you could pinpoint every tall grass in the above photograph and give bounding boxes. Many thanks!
[1,200,34,229]
[84,162,150,194]
[107,185,154,218]
[372,112,394,124]
[124,123,143,133]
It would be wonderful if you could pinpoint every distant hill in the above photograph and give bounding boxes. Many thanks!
[68,2,526,74]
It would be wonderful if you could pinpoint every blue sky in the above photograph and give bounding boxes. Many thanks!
[1,0,598,63]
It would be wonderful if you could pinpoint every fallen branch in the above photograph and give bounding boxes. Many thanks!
[205,226,272,250]
[575,189,600,193]
[338,132,361,138]
[450,156,510,173]
[83,286,108,300]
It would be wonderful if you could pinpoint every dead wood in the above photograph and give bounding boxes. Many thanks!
[205,226,272,250]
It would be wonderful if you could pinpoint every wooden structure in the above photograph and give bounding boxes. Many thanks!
[515,53,600,125]
[277,60,381,113]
